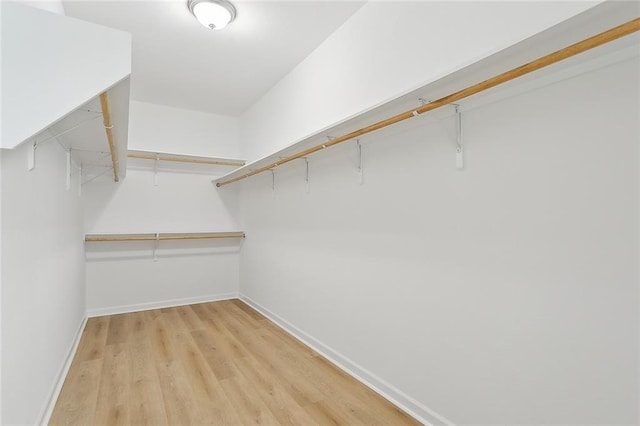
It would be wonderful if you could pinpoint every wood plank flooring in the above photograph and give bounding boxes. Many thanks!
[50,300,420,425]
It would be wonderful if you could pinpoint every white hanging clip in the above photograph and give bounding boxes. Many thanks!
[356,139,364,185]
[153,232,160,262]
[455,104,464,170]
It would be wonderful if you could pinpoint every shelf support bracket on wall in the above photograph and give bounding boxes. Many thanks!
[455,104,463,170]
[303,157,310,194]
[154,154,159,186]
[214,19,640,188]
[356,139,363,185]
[33,114,102,148]
[270,169,276,199]
[153,232,160,262]
[66,149,72,191]
[78,165,83,196]
[27,139,36,171]
[420,98,464,170]
[25,110,102,172]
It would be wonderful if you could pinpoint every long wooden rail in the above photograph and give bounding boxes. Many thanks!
[99,92,119,182]
[128,151,246,167]
[216,18,640,187]
[85,232,246,242]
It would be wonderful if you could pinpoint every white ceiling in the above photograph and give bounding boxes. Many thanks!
[63,1,365,116]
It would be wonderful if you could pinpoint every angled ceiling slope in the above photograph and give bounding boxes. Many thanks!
[62,1,365,115]
[0,1,132,149]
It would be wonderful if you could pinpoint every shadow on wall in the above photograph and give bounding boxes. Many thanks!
[85,238,243,262]
[81,167,241,234]
[81,178,120,232]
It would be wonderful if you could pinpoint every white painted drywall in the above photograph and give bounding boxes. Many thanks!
[12,0,65,15]
[0,1,131,148]
[0,5,3,421]
[0,151,3,424]
[83,103,242,315]
[129,101,241,159]
[240,1,601,161]
[1,135,85,425]
[83,169,241,315]
[238,58,639,424]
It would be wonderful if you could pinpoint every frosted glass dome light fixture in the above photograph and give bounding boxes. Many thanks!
[188,0,237,30]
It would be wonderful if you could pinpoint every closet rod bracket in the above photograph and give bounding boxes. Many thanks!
[356,139,363,185]
[454,104,463,170]
[303,157,310,194]
[153,232,160,262]
[270,169,276,198]
[27,139,36,171]
[325,136,336,148]
[413,98,432,117]
[66,149,72,191]
[154,154,159,186]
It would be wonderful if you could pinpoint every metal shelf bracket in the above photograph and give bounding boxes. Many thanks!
[66,149,72,191]
[455,104,463,170]
[303,157,310,194]
[356,139,363,185]
[153,154,160,186]
[153,232,160,262]
[270,169,276,199]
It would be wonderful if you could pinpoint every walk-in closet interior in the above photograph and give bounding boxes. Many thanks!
[1,1,638,424]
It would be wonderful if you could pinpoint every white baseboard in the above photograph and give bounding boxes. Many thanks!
[239,294,454,426]
[38,314,88,426]
[87,292,239,317]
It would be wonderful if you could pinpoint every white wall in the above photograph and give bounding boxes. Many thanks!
[83,102,242,315]
[0,151,3,424]
[83,169,241,315]
[1,136,85,425]
[238,58,639,424]
[239,1,601,161]
[12,0,65,15]
[0,5,3,422]
[129,101,241,159]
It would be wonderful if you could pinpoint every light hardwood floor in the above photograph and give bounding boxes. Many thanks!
[50,299,420,425]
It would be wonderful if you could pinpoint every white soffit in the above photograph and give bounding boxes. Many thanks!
[0,1,131,149]
[63,0,365,116]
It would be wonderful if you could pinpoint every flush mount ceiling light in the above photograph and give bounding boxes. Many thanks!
[188,0,237,30]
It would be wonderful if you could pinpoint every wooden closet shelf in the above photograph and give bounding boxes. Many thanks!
[85,232,246,242]
[213,18,640,188]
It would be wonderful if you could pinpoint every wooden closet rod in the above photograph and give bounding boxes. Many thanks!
[216,18,640,188]
[85,232,246,242]
[128,153,246,167]
[99,92,119,182]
